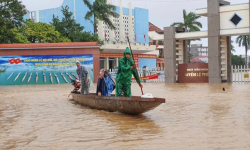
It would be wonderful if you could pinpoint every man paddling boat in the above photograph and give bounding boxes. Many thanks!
[115,47,143,97]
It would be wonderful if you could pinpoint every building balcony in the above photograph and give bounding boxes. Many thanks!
[101,41,156,54]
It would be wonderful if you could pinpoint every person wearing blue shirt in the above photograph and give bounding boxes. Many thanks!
[96,68,115,96]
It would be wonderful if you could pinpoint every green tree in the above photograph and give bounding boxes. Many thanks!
[0,0,27,43]
[236,35,250,66]
[51,6,84,42]
[188,51,193,63]
[171,9,202,62]
[84,0,119,33]
[10,27,30,43]
[171,9,202,32]
[231,54,245,66]
[51,6,103,44]
[21,20,70,43]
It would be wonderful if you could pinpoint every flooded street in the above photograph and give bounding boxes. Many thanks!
[0,83,250,150]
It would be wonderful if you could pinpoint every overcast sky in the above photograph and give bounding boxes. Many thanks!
[20,0,249,55]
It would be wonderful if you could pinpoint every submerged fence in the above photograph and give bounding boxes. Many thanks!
[108,65,250,83]
[109,67,165,83]
[232,65,250,82]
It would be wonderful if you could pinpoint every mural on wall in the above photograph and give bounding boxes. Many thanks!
[0,54,93,85]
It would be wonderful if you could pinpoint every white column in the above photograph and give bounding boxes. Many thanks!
[108,0,115,42]
[36,10,40,22]
[128,2,134,42]
[98,21,105,41]
[104,57,109,69]
[74,0,76,20]
[109,17,115,42]
[119,0,125,42]
[115,58,119,67]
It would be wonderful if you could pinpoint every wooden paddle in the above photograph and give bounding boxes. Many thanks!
[127,36,144,95]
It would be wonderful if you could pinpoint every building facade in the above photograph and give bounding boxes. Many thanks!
[148,22,165,70]
[24,0,157,70]
[189,44,208,57]
[25,0,94,33]
[24,0,157,69]
[97,1,157,70]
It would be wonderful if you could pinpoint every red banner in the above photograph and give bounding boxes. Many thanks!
[132,74,158,80]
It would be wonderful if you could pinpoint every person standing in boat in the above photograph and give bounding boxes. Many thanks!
[96,68,116,96]
[76,61,90,94]
[115,47,143,97]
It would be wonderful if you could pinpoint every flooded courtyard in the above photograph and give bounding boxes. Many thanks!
[0,83,250,150]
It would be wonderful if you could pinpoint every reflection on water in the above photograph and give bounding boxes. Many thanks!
[0,83,250,149]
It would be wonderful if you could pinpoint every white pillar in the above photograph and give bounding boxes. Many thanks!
[36,10,40,22]
[107,0,115,42]
[115,58,119,67]
[128,2,134,42]
[119,0,125,42]
[104,57,109,69]
[98,21,105,41]
[74,0,76,20]
[109,16,115,42]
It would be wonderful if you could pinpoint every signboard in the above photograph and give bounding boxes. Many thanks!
[100,53,157,59]
[178,63,208,83]
[0,55,93,85]
[100,53,157,69]
[244,74,249,78]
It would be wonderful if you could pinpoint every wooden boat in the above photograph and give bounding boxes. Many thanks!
[71,93,165,115]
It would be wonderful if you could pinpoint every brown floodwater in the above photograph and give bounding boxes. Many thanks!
[0,83,250,150]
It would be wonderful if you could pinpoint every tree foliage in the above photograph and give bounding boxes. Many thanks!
[51,6,103,44]
[171,9,202,63]
[84,0,119,31]
[51,6,84,42]
[0,0,27,43]
[231,54,245,66]
[20,20,70,43]
[236,35,250,66]
[10,27,30,43]
[171,9,202,32]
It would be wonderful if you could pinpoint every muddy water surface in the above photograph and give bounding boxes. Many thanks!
[0,83,250,150]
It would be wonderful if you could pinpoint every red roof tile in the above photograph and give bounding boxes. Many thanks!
[191,56,208,63]
[149,22,164,34]
[0,42,100,49]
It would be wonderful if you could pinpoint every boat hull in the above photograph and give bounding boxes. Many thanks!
[71,93,165,115]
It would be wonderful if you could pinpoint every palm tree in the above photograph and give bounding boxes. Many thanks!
[84,0,119,33]
[171,9,202,62]
[236,35,250,66]
[231,40,236,52]
[171,9,202,32]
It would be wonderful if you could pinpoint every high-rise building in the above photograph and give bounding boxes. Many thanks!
[24,0,157,70]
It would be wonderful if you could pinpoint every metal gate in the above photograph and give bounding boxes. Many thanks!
[232,65,250,82]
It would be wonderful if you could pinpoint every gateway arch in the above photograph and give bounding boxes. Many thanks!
[161,0,250,83]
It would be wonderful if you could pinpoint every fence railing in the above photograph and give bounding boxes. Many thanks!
[107,65,250,83]
[232,65,250,82]
[108,67,165,83]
